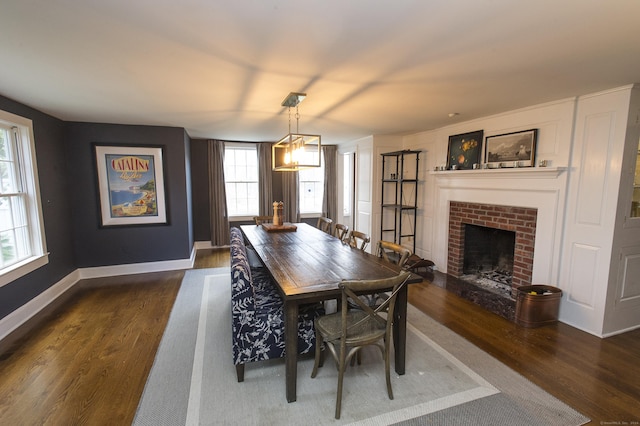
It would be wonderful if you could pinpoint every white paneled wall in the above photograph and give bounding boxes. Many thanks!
[400,85,640,337]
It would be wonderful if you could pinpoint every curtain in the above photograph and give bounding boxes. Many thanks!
[282,170,299,224]
[257,142,273,216]
[208,139,230,246]
[322,145,338,221]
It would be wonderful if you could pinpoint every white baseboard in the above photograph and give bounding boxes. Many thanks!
[193,240,229,250]
[0,269,80,341]
[194,241,214,250]
[78,248,196,279]
[0,248,198,342]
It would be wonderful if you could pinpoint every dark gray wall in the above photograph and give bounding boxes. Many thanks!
[0,95,194,320]
[0,93,320,320]
[0,95,76,319]
[183,132,194,250]
[190,139,211,242]
[66,122,192,267]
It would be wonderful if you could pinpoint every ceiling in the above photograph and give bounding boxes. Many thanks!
[2,1,640,145]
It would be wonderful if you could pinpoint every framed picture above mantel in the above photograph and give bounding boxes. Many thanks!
[484,129,538,168]
[94,144,168,227]
[446,130,483,170]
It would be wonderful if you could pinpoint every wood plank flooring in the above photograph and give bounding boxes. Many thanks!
[0,271,183,425]
[409,274,640,424]
[0,248,638,424]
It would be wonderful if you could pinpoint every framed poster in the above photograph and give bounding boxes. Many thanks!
[484,129,538,168]
[447,130,483,170]
[94,144,168,226]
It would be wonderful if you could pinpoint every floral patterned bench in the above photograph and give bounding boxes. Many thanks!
[230,227,321,382]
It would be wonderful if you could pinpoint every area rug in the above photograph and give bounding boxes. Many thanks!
[133,268,589,426]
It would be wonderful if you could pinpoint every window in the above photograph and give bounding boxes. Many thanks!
[224,144,259,217]
[0,110,47,287]
[299,152,324,214]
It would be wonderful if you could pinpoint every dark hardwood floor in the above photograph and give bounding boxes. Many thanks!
[0,247,638,424]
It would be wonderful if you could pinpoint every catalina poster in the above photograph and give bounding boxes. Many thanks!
[95,145,167,226]
[106,153,158,218]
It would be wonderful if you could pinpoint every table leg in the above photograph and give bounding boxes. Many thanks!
[393,285,408,375]
[284,300,299,402]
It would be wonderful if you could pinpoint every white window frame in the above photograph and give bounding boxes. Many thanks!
[224,143,259,221]
[0,109,48,287]
[299,152,325,218]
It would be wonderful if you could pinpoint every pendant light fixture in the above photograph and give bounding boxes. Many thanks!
[272,92,321,171]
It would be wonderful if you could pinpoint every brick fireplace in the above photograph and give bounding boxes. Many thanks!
[447,201,537,295]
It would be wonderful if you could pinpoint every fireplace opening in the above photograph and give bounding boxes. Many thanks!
[447,202,537,317]
[462,224,516,297]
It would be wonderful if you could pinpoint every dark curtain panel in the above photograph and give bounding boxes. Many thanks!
[322,145,338,221]
[257,142,273,216]
[208,139,230,246]
[282,170,299,223]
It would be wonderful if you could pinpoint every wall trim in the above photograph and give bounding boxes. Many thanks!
[0,269,80,341]
[78,251,195,279]
[194,240,214,250]
[0,250,197,342]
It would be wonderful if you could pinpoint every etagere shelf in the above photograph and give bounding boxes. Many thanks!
[380,150,420,253]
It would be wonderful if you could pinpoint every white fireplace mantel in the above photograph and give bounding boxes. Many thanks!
[430,166,566,179]
[430,165,569,289]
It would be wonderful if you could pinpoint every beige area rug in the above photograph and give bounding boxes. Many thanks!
[133,268,589,426]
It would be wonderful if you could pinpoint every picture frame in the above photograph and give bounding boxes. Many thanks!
[484,129,538,168]
[447,130,483,170]
[94,144,168,226]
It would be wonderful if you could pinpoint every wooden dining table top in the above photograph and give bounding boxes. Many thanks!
[240,221,421,403]
[240,223,410,300]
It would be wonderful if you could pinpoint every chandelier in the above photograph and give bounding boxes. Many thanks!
[272,92,321,171]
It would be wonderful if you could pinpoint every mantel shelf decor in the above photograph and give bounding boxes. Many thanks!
[485,129,538,168]
[430,166,566,179]
[446,130,483,170]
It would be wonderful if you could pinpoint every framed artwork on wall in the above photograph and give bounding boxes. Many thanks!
[484,129,538,168]
[94,144,168,226]
[446,130,483,170]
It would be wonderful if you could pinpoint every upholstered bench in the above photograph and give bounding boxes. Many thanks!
[230,227,321,382]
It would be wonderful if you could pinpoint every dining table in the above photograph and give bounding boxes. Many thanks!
[240,222,422,403]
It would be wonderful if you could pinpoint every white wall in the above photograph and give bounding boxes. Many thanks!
[399,85,640,337]
[606,86,640,336]
[340,134,404,254]
[403,97,575,273]
[339,136,374,252]
[370,135,405,253]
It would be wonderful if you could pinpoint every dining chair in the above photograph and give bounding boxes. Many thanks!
[311,271,412,419]
[348,230,370,251]
[377,240,412,268]
[333,223,349,243]
[352,240,413,309]
[253,216,273,225]
[317,216,333,233]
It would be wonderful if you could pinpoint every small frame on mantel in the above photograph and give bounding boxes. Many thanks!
[484,129,538,168]
[446,130,483,170]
